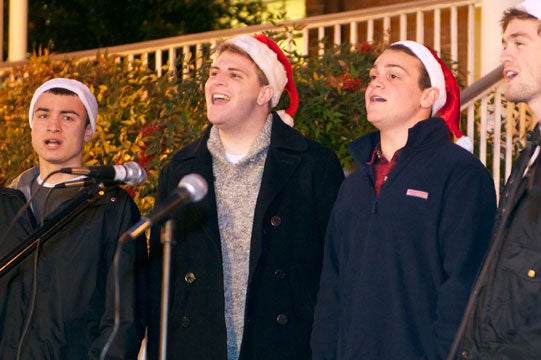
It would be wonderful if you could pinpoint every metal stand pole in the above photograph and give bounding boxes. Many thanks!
[159,219,175,360]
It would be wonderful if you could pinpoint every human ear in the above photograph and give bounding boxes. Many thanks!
[421,87,439,110]
[257,85,274,106]
[83,123,93,143]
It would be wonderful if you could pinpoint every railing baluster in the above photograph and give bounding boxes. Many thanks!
[434,8,441,53]
[416,11,424,43]
[493,89,502,195]
[399,13,407,41]
[367,19,374,43]
[451,6,458,65]
[156,49,162,77]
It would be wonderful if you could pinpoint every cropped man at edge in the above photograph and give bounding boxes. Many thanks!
[450,0,541,358]
[0,78,147,359]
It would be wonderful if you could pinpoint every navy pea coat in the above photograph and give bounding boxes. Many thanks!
[147,112,345,360]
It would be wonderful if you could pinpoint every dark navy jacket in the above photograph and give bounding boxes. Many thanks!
[0,177,147,360]
[311,118,496,360]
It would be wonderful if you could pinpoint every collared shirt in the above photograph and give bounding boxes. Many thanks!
[367,143,402,196]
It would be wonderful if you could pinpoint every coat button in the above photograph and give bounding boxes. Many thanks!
[270,216,281,226]
[276,313,288,325]
[180,315,191,328]
[274,269,286,279]
[184,272,196,284]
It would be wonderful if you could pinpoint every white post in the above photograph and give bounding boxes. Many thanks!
[480,0,518,76]
[0,0,3,62]
[8,0,28,62]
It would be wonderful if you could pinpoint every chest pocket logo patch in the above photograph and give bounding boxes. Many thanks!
[406,188,429,200]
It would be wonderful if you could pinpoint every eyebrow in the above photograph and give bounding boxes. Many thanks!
[34,107,82,117]
[210,65,247,74]
[502,31,531,44]
[370,63,409,73]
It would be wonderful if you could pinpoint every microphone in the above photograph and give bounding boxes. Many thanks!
[124,173,208,239]
[58,161,147,186]
[54,178,97,188]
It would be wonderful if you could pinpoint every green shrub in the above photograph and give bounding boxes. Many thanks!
[0,33,383,214]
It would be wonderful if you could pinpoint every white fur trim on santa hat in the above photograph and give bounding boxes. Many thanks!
[223,35,287,108]
[276,110,294,127]
[456,135,473,153]
[29,78,99,137]
[516,0,541,20]
[392,40,446,116]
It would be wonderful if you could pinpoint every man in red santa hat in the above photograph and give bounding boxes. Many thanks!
[147,33,345,359]
[311,40,496,360]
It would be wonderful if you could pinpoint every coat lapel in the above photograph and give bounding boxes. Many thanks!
[248,115,307,282]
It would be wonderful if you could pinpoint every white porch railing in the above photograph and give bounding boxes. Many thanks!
[460,66,535,198]
[2,0,530,197]
[0,0,480,82]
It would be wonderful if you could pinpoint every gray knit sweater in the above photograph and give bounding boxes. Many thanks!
[207,118,272,359]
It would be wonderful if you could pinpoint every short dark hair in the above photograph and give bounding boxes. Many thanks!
[387,44,432,90]
[44,87,90,127]
[214,42,269,86]
[501,8,541,34]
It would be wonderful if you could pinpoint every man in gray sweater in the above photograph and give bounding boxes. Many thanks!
[147,34,345,360]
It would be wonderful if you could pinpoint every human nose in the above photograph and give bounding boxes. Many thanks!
[46,116,61,133]
[368,76,383,89]
[207,72,225,86]
[501,46,513,65]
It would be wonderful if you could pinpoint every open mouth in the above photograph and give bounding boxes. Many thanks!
[212,93,230,103]
[371,96,386,102]
[504,69,517,80]
[45,139,62,145]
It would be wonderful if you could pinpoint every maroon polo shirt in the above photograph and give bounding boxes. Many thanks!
[367,143,402,196]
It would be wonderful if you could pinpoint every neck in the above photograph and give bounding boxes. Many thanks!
[217,115,269,155]
[379,129,408,160]
[39,162,84,185]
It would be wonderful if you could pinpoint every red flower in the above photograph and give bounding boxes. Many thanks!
[138,125,164,170]
[357,42,374,53]
[343,74,362,92]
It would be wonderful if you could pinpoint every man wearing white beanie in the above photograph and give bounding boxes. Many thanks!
[450,1,541,358]
[0,78,147,359]
[147,34,345,360]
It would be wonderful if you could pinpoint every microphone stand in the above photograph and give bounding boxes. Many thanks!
[0,186,104,277]
[159,219,176,360]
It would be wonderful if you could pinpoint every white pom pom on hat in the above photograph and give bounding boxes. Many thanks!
[223,34,299,126]
[391,40,473,152]
[29,78,99,137]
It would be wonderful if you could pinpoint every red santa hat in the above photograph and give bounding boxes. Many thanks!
[392,40,472,152]
[224,34,299,126]
[516,0,541,19]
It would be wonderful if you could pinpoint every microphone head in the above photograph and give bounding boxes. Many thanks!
[178,173,208,202]
[123,161,147,186]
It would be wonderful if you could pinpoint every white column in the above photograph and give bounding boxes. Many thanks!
[0,0,4,62]
[8,0,28,62]
[480,0,518,76]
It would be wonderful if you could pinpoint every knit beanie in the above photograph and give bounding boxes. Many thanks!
[29,78,98,137]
